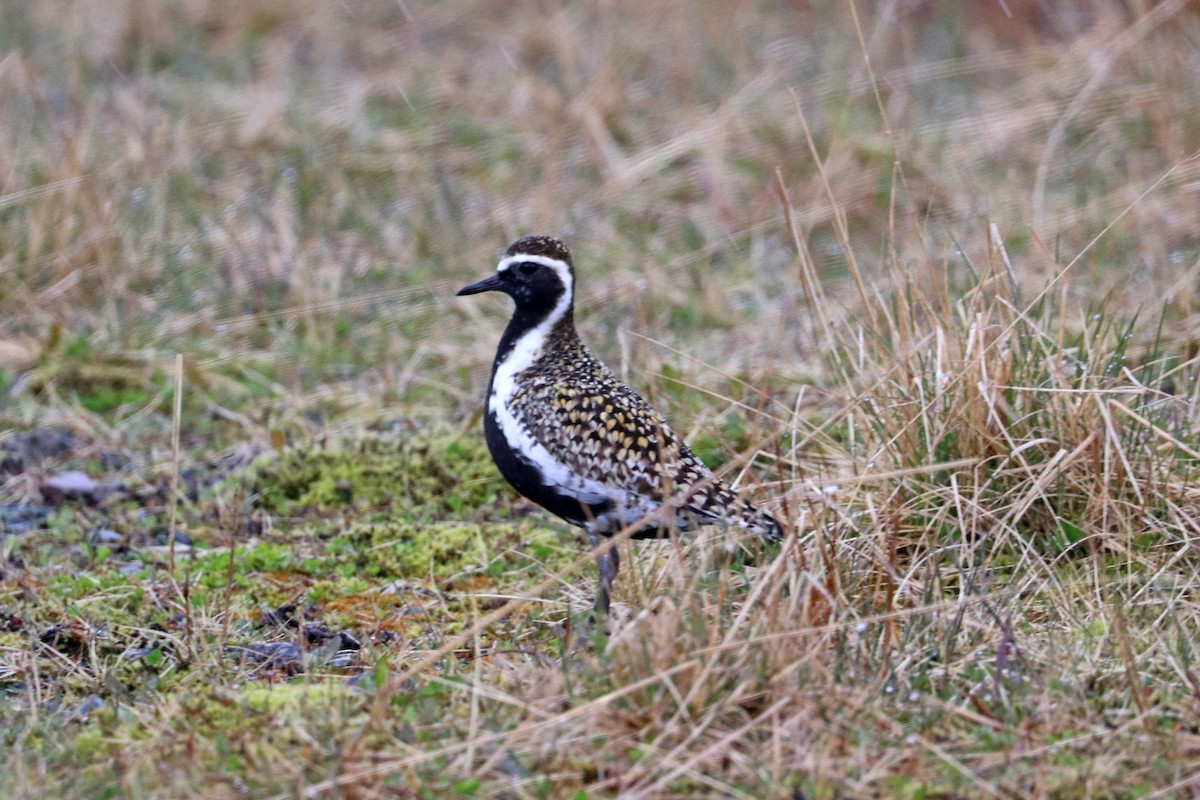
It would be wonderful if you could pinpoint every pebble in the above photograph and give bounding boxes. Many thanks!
[40,470,101,504]
[88,528,124,545]
[227,642,304,668]
[153,530,193,546]
[67,694,106,721]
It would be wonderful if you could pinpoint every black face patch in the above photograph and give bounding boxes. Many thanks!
[501,261,567,318]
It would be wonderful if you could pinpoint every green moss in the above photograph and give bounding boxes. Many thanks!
[182,518,577,617]
[329,518,574,584]
[245,431,503,519]
[70,728,106,761]
[238,682,360,715]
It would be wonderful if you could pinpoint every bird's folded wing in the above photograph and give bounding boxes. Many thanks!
[520,378,719,507]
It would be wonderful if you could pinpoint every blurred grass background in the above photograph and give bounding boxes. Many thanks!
[3,1,1200,797]
[3,0,1196,444]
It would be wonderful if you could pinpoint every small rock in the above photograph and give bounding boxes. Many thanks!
[302,624,361,651]
[153,530,193,546]
[260,603,299,628]
[377,580,436,599]
[39,624,65,646]
[40,621,95,651]
[307,637,356,668]
[0,428,78,476]
[121,647,157,661]
[0,503,49,534]
[227,642,304,669]
[67,693,106,721]
[88,528,123,545]
[40,471,100,504]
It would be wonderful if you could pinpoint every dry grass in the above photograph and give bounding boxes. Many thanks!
[3,0,1200,797]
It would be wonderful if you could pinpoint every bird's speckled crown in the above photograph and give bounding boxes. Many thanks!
[505,235,573,265]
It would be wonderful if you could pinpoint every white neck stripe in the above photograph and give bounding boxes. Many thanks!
[487,246,616,514]
[489,250,574,382]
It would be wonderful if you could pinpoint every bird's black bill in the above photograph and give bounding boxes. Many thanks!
[456,274,505,296]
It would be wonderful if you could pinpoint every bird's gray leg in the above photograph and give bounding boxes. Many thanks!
[599,542,620,615]
[586,527,614,617]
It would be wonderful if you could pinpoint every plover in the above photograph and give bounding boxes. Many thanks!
[458,236,780,612]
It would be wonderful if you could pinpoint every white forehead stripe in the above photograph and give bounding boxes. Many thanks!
[496,254,571,273]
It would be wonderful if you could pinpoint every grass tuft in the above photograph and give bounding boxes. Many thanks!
[3,0,1200,796]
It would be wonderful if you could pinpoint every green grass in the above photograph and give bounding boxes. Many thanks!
[3,0,1200,797]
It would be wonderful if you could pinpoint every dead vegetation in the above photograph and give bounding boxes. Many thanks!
[2,0,1200,797]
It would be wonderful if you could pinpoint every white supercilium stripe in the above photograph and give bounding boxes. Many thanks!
[495,253,573,276]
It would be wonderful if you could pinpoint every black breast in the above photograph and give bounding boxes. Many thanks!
[484,408,614,529]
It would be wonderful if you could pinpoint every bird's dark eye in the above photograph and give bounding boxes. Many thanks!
[518,262,539,276]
